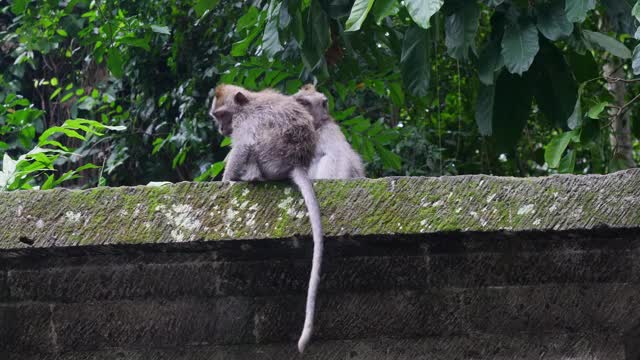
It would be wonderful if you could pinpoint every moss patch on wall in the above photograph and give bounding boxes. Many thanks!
[1,170,639,249]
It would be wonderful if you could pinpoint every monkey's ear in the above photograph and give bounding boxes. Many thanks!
[234,92,249,106]
[295,97,310,107]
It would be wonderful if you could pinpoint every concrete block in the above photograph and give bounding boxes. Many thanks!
[51,298,254,351]
[0,304,52,353]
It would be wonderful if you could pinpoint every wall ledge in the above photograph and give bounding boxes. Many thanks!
[0,169,639,249]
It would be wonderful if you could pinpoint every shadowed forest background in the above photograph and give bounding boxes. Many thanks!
[1,0,640,190]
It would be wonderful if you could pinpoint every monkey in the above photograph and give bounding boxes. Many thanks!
[210,84,322,353]
[208,93,264,182]
[293,84,366,180]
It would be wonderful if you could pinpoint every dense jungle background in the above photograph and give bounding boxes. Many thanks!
[1,0,640,190]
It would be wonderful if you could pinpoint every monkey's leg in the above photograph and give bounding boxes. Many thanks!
[241,150,265,182]
[314,154,339,179]
[222,145,251,181]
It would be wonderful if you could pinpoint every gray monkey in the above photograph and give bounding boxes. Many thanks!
[293,84,365,179]
[210,84,322,353]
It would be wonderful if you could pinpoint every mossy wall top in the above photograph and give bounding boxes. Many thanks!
[0,170,639,249]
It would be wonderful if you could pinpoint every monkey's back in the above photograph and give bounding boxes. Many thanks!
[236,95,316,178]
[311,120,365,179]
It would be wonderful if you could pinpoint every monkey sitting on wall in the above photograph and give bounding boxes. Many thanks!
[209,84,323,353]
[293,84,365,179]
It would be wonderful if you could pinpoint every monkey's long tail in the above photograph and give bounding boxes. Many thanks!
[290,167,323,354]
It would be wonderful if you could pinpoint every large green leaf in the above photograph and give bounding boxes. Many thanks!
[558,149,576,173]
[290,7,305,43]
[586,101,608,119]
[375,143,402,170]
[345,0,375,31]
[279,0,291,29]
[263,18,283,57]
[119,36,151,51]
[194,0,220,17]
[491,71,534,150]
[545,130,578,168]
[634,0,640,21]
[262,1,284,58]
[567,84,584,130]
[583,30,632,59]
[237,7,260,31]
[405,0,444,29]
[300,0,330,72]
[372,0,399,25]
[326,0,353,19]
[38,127,86,144]
[400,26,431,97]
[501,18,539,75]
[475,84,495,136]
[444,1,480,60]
[106,49,124,78]
[531,40,578,128]
[231,26,263,57]
[478,12,506,85]
[478,37,503,85]
[564,0,595,23]
[536,1,573,41]
[150,25,171,35]
[10,0,28,14]
[388,81,405,106]
[633,45,640,75]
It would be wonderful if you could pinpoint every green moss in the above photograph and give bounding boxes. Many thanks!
[1,170,639,249]
[144,185,173,216]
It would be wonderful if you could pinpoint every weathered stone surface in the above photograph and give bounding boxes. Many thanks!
[0,304,53,353]
[1,334,625,360]
[51,299,254,351]
[6,249,637,302]
[253,284,640,343]
[626,324,640,359]
[2,171,640,359]
[0,170,639,249]
[0,270,8,300]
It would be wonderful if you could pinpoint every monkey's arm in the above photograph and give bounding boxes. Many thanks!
[222,145,251,181]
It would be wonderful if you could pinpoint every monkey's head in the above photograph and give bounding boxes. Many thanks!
[209,84,251,136]
[293,84,330,129]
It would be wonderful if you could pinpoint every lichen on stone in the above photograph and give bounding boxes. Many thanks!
[0,170,638,249]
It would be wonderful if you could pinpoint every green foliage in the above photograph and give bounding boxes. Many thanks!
[565,0,596,23]
[501,18,539,75]
[545,130,578,169]
[531,39,579,128]
[2,0,640,190]
[444,1,480,60]
[194,0,220,17]
[405,0,444,29]
[0,95,124,190]
[401,26,431,97]
[583,30,632,59]
[345,0,375,32]
[536,1,573,41]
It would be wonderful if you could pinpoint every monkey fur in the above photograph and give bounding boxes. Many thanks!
[210,84,323,353]
[293,84,365,179]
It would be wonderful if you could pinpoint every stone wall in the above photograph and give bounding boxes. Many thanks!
[1,170,639,359]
